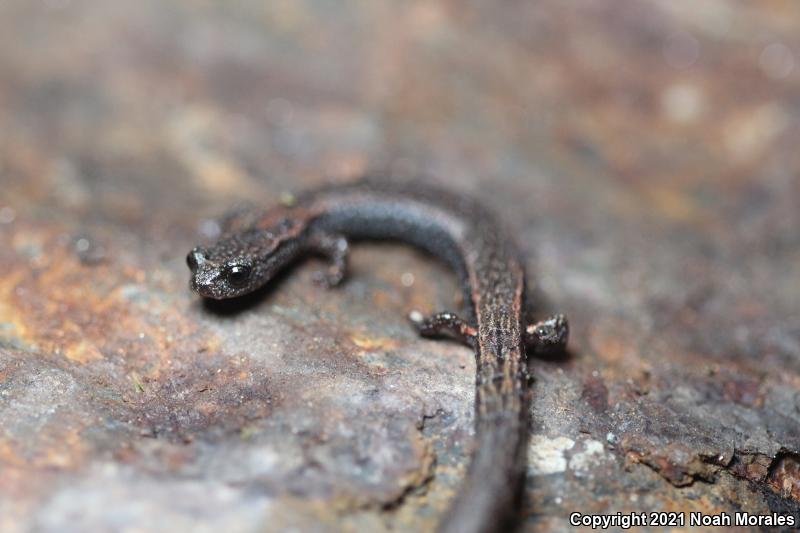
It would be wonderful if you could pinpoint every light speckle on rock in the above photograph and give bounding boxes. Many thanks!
[527,435,575,475]
[569,439,607,472]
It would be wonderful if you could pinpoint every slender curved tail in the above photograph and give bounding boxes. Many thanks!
[439,350,531,533]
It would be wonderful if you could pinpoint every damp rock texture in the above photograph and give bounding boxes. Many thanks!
[1,1,799,532]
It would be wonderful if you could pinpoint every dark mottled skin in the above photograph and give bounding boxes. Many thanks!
[188,179,568,533]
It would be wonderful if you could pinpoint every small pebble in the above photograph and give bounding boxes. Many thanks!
[0,206,15,224]
[73,235,107,265]
[199,219,221,239]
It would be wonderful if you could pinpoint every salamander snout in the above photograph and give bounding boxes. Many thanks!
[186,247,207,272]
[187,247,222,298]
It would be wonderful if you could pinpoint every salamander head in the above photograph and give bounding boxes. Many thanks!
[187,218,305,299]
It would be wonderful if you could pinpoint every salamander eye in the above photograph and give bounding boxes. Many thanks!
[225,264,252,288]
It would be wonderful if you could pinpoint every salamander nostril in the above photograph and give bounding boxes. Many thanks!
[187,248,206,272]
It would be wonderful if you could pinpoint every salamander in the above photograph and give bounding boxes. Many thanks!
[187,179,568,533]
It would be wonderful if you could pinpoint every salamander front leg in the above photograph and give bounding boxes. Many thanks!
[524,313,569,356]
[409,310,477,347]
[308,232,350,287]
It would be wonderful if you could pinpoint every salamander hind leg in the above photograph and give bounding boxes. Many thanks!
[409,310,477,347]
[308,232,350,288]
[525,313,569,356]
